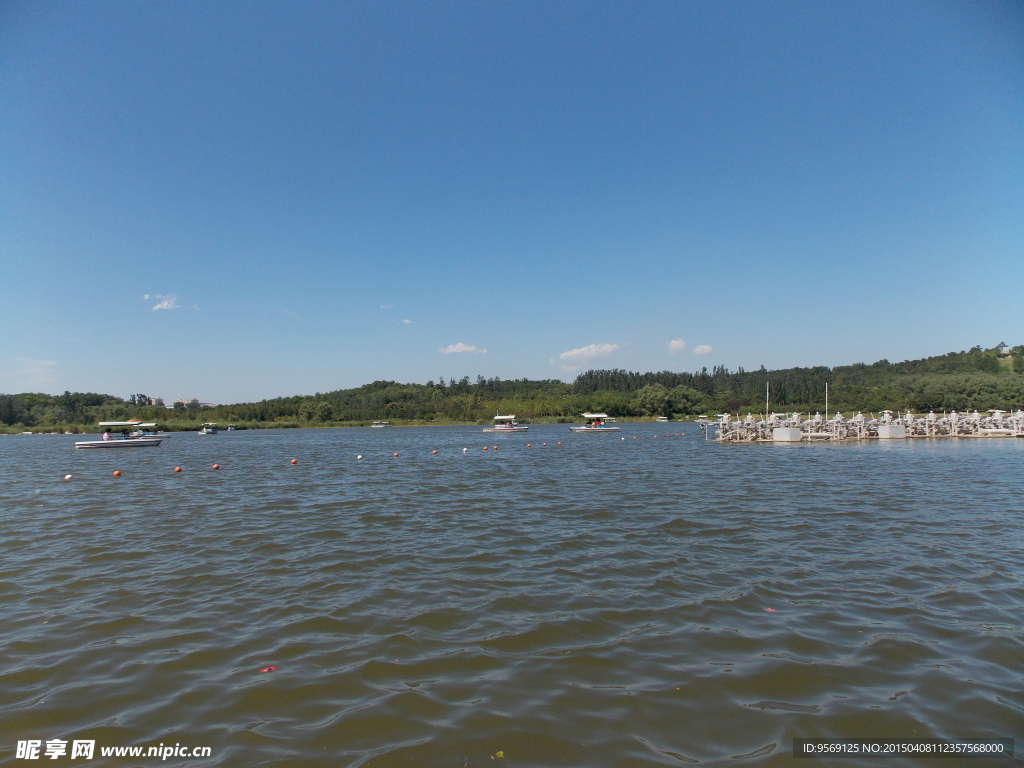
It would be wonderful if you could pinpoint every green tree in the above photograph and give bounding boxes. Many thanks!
[637,384,671,417]
[669,385,705,415]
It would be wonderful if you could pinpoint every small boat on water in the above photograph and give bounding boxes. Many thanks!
[483,414,528,433]
[371,421,391,428]
[198,423,219,435]
[569,412,621,433]
[227,424,237,431]
[656,416,669,422]
[75,421,164,449]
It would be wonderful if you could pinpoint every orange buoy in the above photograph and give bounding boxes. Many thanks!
[174,467,182,473]
[493,446,498,450]
[290,459,298,465]
[557,441,562,445]
[542,442,547,446]
[633,436,637,439]
[112,470,121,477]
[212,463,220,469]
[392,452,399,457]
[483,446,488,451]
[431,450,438,455]
[526,443,531,447]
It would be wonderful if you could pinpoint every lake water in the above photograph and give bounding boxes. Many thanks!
[2,426,1022,766]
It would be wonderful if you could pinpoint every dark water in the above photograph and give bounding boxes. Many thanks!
[2,426,1022,767]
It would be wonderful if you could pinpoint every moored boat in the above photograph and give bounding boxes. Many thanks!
[483,414,528,433]
[569,412,621,433]
[198,423,219,435]
[371,421,391,428]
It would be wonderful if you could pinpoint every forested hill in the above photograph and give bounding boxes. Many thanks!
[3,344,1023,431]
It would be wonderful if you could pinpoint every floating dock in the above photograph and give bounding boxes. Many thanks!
[700,410,1024,442]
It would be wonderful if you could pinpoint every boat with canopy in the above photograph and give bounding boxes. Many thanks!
[483,414,528,433]
[74,421,164,449]
[569,412,621,433]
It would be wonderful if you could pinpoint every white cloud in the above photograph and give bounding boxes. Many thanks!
[3,358,57,390]
[558,342,621,366]
[381,304,395,309]
[693,344,713,355]
[147,294,180,311]
[401,319,412,324]
[668,339,686,355]
[440,342,487,354]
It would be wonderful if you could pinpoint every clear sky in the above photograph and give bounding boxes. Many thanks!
[2,1,1022,403]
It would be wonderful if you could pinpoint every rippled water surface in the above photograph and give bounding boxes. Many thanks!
[2,426,1023,766]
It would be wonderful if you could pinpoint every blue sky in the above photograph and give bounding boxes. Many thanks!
[2,1,1022,403]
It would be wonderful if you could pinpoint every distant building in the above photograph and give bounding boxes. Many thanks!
[174,398,200,408]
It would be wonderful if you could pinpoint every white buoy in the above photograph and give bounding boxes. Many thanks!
[462,447,468,453]
[64,474,72,481]
[356,455,362,460]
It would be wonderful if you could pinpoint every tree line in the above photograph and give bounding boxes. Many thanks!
[3,344,1022,431]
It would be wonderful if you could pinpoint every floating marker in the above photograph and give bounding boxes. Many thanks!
[392,452,399,457]
[482,446,488,451]
[356,454,362,459]
[290,459,298,465]
[526,443,531,447]
[112,470,121,477]
[64,474,72,481]
[212,464,220,470]
[462,447,468,453]
[260,665,278,673]
[174,467,182,473]
[431,450,438,454]
[493,446,498,450]
[542,443,547,446]
[556,441,562,445]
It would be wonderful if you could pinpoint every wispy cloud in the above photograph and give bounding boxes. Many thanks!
[557,342,621,372]
[693,344,713,355]
[401,319,412,324]
[3,357,57,390]
[381,304,395,310]
[668,339,686,355]
[144,293,180,311]
[440,342,487,354]
[559,343,620,364]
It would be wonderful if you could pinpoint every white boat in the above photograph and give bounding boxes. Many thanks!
[483,414,528,433]
[226,424,237,431]
[569,412,621,433]
[75,421,163,449]
[656,416,669,422]
[198,423,219,435]
[371,421,391,428]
